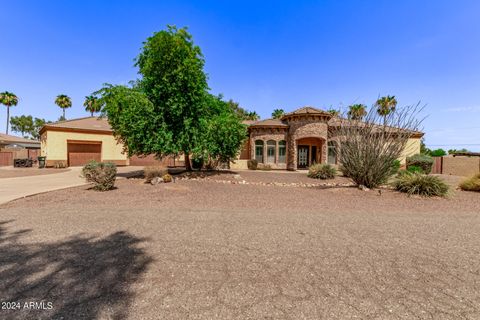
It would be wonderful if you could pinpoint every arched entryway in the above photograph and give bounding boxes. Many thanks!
[296,137,325,169]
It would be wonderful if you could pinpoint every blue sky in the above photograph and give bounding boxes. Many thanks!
[1,0,479,151]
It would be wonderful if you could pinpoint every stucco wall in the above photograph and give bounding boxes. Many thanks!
[442,156,480,177]
[249,128,288,169]
[400,138,421,164]
[41,130,127,163]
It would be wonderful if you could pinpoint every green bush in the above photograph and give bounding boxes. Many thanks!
[406,154,434,174]
[390,160,401,175]
[459,173,480,192]
[430,149,447,157]
[247,159,258,170]
[407,165,424,174]
[82,161,117,191]
[393,173,449,197]
[144,166,168,183]
[308,163,337,179]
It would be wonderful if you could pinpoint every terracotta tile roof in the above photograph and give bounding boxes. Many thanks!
[41,116,112,133]
[282,106,332,118]
[0,133,40,146]
[248,118,289,127]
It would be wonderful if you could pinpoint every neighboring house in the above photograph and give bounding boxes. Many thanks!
[0,133,41,166]
[39,117,182,167]
[234,106,423,170]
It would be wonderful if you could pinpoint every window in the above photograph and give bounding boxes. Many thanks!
[267,140,276,163]
[328,141,337,164]
[255,140,264,163]
[278,140,286,163]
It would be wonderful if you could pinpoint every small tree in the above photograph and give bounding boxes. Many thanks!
[0,91,19,134]
[336,104,423,188]
[271,109,285,119]
[55,94,72,119]
[32,118,50,139]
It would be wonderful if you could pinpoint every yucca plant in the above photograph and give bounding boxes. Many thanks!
[393,173,449,197]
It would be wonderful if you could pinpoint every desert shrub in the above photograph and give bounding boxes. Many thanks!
[407,165,424,174]
[336,105,423,188]
[406,154,433,174]
[144,166,167,183]
[308,163,336,179]
[397,169,412,177]
[81,161,117,191]
[393,173,449,197]
[430,149,447,157]
[162,173,173,183]
[247,159,258,170]
[459,173,480,192]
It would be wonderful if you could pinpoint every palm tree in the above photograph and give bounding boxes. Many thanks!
[83,95,101,116]
[246,111,260,121]
[271,108,285,119]
[347,104,367,120]
[327,109,340,117]
[375,95,397,125]
[55,94,72,120]
[0,91,19,134]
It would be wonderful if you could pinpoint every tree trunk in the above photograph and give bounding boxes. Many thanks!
[91,111,94,117]
[6,106,9,134]
[184,153,192,171]
[63,108,66,119]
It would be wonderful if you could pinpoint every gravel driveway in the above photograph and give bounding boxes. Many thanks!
[1,171,479,319]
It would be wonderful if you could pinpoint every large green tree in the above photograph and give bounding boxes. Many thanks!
[0,91,19,134]
[226,99,259,121]
[55,94,72,119]
[83,95,102,116]
[134,26,210,170]
[98,26,245,171]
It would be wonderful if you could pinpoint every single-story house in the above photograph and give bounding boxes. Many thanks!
[39,117,182,167]
[233,106,423,170]
[0,133,41,166]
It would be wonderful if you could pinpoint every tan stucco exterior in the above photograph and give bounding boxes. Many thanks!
[399,138,421,164]
[41,130,127,166]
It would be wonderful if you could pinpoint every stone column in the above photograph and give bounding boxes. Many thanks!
[287,138,297,170]
[321,140,327,164]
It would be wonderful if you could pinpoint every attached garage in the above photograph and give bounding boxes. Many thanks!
[67,141,102,166]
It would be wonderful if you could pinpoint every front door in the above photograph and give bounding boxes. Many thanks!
[297,146,309,168]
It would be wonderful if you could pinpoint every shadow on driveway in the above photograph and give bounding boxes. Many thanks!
[0,220,152,320]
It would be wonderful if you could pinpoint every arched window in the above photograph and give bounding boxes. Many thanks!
[255,140,264,163]
[278,140,286,163]
[328,141,337,164]
[267,140,276,163]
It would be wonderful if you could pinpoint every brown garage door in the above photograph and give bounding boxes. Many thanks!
[67,142,101,166]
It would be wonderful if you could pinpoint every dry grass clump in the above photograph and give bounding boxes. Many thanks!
[459,173,480,192]
[308,163,336,179]
[144,166,168,183]
[393,173,449,197]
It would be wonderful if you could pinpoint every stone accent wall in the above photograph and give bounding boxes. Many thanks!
[287,119,328,170]
[249,128,288,169]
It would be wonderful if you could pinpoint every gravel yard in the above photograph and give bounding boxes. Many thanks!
[1,171,479,319]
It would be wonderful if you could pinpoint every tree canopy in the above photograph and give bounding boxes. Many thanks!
[97,26,247,170]
[84,95,102,116]
[10,115,50,139]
